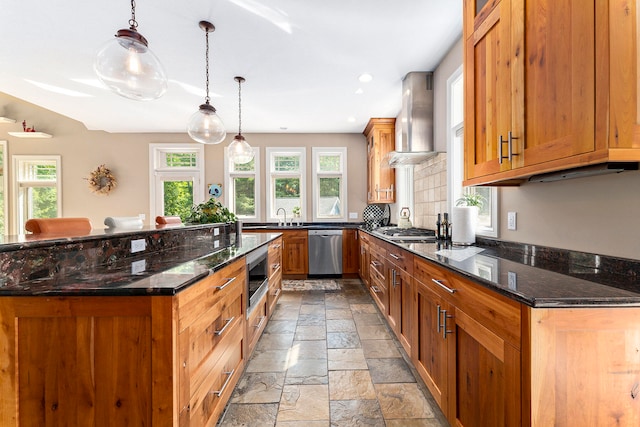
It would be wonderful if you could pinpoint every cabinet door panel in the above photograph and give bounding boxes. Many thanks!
[516,0,596,167]
[452,308,521,427]
[465,0,513,179]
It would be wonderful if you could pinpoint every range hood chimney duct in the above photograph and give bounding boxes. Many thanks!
[387,71,438,167]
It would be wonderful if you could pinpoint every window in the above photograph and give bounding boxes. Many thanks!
[448,66,498,237]
[12,155,61,234]
[266,148,306,221]
[149,144,204,222]
[224,147,260,220]
[312,147,347,221]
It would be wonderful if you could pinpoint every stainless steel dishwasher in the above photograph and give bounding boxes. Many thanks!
[308,229,343,276]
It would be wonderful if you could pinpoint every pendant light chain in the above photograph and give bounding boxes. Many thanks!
[237,78,242,135]
[205,28,211,105]
[129,0,138,30]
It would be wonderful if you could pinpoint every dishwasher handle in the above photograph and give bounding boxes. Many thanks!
[308,229,343,236]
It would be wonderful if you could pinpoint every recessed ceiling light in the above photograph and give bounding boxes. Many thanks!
[347,117,356,123]
[355,88,364,95]
[24,79,92,97]
[280,126,288,131]
[358,73,373,83]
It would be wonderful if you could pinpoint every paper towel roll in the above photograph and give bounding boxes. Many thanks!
[104,216,144,229]
[451,206,478,245]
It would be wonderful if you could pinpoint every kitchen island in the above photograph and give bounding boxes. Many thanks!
[359,229,640,427]
[0,226,281,427]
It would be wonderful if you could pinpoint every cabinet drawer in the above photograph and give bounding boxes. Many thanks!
[450,275,521,348]
[268,269,282,316]
[246,295,268,354]
[178,287,244,406]
[177,257,246,332]
[414,257,457,301]
[181,323,244,427]
[386,246,414,274]
[269,238,282,277]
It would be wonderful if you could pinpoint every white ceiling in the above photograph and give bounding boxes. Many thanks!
[1,0,462,134]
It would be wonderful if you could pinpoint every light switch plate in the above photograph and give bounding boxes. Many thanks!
[507,212,517,230]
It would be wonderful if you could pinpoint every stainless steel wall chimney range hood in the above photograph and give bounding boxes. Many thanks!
[387,71,438,167]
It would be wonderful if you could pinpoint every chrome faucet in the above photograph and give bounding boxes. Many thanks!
[276,208,287,226]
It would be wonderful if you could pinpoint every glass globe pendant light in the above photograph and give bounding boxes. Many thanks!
[94,0,167,101]
[187,21,226,145]
[228,76,255,164]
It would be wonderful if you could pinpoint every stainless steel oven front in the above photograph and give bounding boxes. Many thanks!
[246,245,269,317]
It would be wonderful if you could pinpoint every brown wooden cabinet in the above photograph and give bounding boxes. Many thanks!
[413,255,522,427]
[358,231,371,287]
[364,118,395,203]
[464,0,640,186]
[0,256,248,427]
[368,240,388,314]
[281,230,308,276]
[267,237,283,316]
[386,246,414,355]
[342,229,359,274]
[177,258,246,426]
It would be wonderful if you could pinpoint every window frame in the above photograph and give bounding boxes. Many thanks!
[149,144,205,221]
[446,65,498,237]
[265,147,306,222]
[311,147,347,222]
[223,147,260,221]
[0,141,6,235]
[12,154,62,235]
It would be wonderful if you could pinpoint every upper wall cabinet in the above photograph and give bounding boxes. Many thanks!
[364,118,396,203]
[463,0,640,186]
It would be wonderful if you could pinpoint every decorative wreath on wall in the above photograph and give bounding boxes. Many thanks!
[86,164,117,195]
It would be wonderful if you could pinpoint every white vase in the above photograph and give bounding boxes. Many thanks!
[451,206,479,245]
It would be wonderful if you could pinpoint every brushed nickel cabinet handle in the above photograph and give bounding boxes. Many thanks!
[214,317,235,336]
[215,277,236,291]
[211,369,235,397]
[431,278,456,294]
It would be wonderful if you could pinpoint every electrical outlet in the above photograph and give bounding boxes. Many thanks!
[214,228,220,236]
[131,239,146,253]
[349,212,358,219]
[131,259,146,275]
[507,212,517,230]
[214,240,220,249]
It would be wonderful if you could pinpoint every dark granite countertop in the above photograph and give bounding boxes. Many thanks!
[0,232,280,297]
[361,229,640,308]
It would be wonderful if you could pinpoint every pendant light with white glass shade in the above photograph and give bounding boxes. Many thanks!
[94,0,168,101]
[228,76,255,164]
[186,21,226,145]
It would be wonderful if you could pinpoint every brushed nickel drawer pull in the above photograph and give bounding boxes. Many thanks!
[371,261,382,267]
[272,263,281,271]
[431,278,456,294]
[214,317,235,336]
[392,269,398,288]
[212,369,235,397]
[254,315,266,329]
[371,285,381,293]
[216,277,236,291]
[389,253,401,260]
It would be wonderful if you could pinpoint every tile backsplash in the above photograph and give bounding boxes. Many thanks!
[413,153,448,230]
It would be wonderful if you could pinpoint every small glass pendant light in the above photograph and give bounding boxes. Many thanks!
[228,76,255,164]
[94,0,167,101]
[186,21,226,145]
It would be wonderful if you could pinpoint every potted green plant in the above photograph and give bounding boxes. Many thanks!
[184,198,237,224]
[292,206,301,217]
[452,191,484,245]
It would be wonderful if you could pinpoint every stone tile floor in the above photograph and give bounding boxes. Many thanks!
[218,278,449,427]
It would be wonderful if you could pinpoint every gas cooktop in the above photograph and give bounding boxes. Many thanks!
[372,226,437,242]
